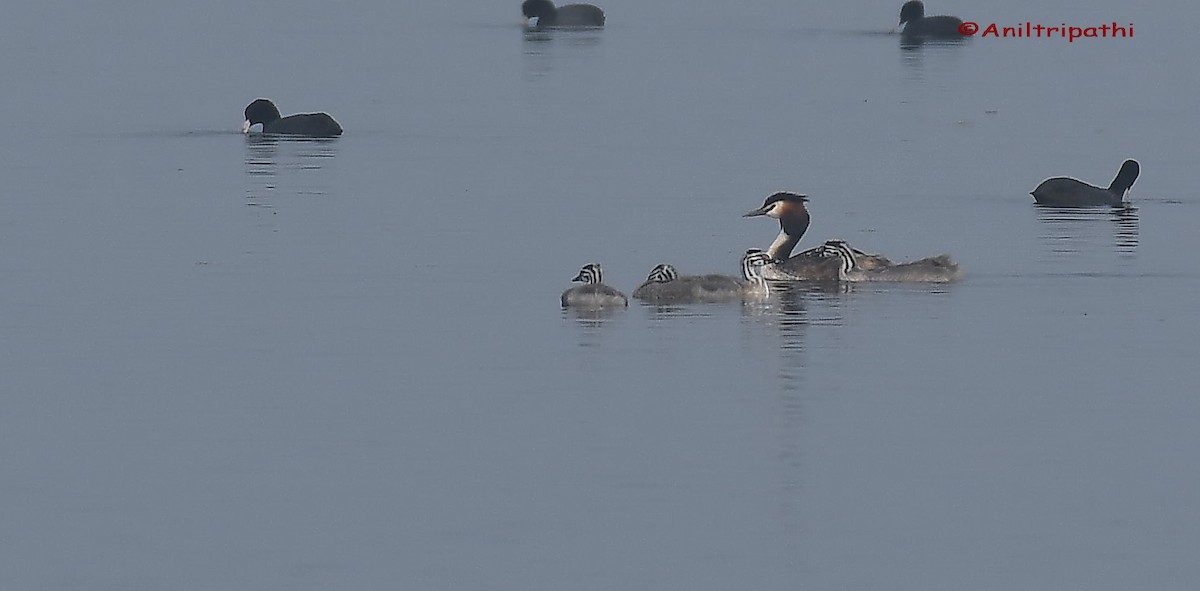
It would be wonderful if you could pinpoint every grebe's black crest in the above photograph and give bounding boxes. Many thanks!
[743,192,808,217]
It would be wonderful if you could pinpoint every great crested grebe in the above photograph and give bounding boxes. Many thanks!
[743,192,891,281]
[242,99,342,137]
[822,240,962,283]
[522,0,605,27]
[561,263,628,308]
[1031,159,1139,207]
[632,250,772,303]
[898,1,966,39]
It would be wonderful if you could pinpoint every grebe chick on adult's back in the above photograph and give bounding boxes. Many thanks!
[742,192,891,281]
[823,240,961,283]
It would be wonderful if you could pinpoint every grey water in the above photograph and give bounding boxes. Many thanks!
[2,0,1198,589]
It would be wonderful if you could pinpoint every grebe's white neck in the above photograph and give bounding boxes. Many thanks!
[766,228,800,260]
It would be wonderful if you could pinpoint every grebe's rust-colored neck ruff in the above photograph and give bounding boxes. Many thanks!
[742,192,810,260]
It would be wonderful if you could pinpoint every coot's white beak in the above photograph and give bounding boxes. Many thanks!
[241,119,252,134]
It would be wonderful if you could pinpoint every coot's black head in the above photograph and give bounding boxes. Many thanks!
[244,99,283,128]
[1111,159,1140,194]
[522,0,557,19]
[1118,159,1140,180]
[899,0,925,25]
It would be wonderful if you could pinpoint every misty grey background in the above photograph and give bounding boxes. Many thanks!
[2,0,1198,589]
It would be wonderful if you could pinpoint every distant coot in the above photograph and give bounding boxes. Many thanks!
[1031,159,1140,207]
[242,99,343,137]
[522,0,605,28]
[898,1,965,39]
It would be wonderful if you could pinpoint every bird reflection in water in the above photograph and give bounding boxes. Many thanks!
[741,282,851,385]
[563,306,624,334]
[1035,203,1139,257]
[521,26,603,80]
[243,135,340,203]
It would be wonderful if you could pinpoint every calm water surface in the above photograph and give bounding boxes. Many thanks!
[2,1,1198,589]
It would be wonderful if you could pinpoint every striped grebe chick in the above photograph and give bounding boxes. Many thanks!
[1031,159,1139,207]
[823,240,961,283]
[561,263,628,308]
[632,250,772,303]
[743,192,891,281]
